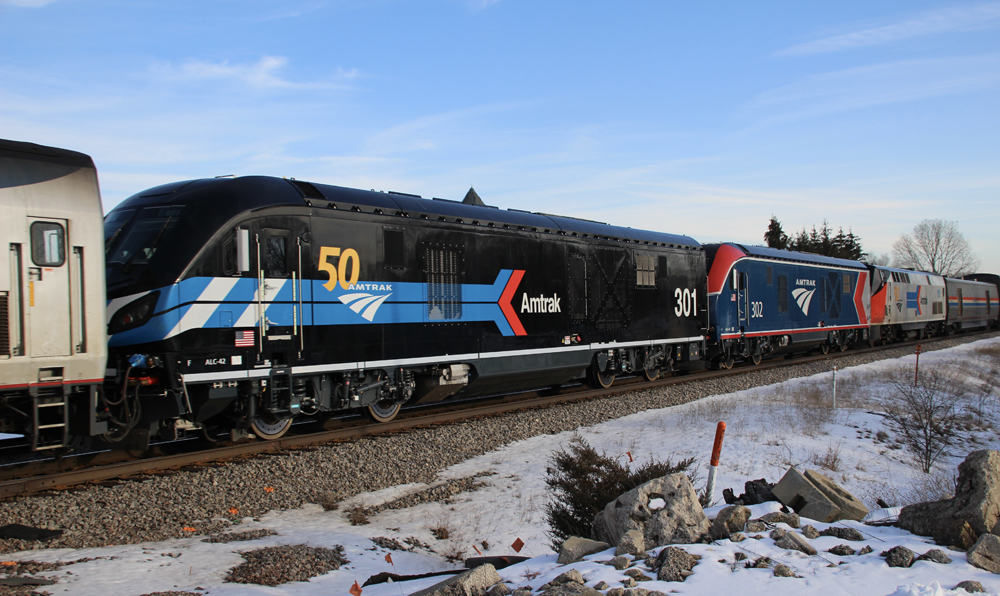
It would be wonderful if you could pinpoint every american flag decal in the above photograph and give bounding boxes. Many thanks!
[234,330,255,347]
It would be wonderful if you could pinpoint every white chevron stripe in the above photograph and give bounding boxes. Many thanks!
[792,288,815,315]
[340,292,393,322]
[360,294,392,321]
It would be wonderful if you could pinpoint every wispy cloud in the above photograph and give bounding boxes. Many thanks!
[151,56,359,90]
[0,0,56,6]
[749,55,1000,122]
[467,0,502,10]
[778,2,1000,56]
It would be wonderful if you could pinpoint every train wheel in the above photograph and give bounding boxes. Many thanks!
[719,357,734,370]
[819,343,830,355]
[751,351,762,366]
[251,417,292,440]
[590,365,616,389]
[838,341,848,352]
[367,399,401,423]
[642,365,660,382]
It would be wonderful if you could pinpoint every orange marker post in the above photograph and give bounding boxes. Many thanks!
[705,421,726,504]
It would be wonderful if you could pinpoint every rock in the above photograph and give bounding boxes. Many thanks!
[512,589,532,596]
[758,511,800,528]
[624,589,648,596]
[955,580,986,593]
[772,564,795,577]
[592,511,613,545]
[557,537,611,564]
[745,520,767,533]
[818,526,864,541]
[899,501,977,549]
[488,584,512,596]
[622,577,637,588]
[616,529,646,556]
[771,467,868,523]
[710,506,751,540]
[774,532,817,556]
[646,592,667,596]
[748,557,771,568]
[859,545,873,555]
[539,586,604,596]
[593,581,609,590]
[598,473,710,548]
[900,450,1000,548]
[655,547,698,582]
[881,546,915,568]
[734,552,747,561]
[729,532,745,543]
[409,564,503,596]
[608,555,630,570]
[966,533,1000,574]
[801,525,819,539]
[607,589,625,596]
[769,528,787,540]
[917,549,952,565]
[828,545,856,556]
[552,570,584,586]
[623,569,652,582]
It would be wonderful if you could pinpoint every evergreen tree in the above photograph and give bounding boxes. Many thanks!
[781,219,866,260]
[763,215,789,249]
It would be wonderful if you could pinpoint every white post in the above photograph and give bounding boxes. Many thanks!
[832,366,837,409]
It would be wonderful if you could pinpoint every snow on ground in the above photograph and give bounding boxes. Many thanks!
[6,337,1000,595]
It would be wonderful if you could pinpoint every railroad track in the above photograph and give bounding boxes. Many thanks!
[0,332,985,499]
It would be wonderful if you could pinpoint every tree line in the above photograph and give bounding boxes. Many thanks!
[763,216,979,277]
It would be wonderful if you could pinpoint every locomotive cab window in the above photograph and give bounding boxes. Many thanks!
[30,222,65,267]
[222,234,237,276]
[383,228,405,269]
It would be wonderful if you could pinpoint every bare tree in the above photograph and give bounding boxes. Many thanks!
[880,367,965,473]
[891,219,980,277]
[865,253,891,267]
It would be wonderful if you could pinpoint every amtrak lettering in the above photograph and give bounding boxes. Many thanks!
[796,279,816,287]
[347,283,393,292]
[521,293,561,313]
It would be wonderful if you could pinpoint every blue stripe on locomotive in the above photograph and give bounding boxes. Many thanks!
[108,270,519,346]
[708,256,866,342]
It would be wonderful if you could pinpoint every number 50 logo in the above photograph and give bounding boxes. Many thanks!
[319,246,360,291]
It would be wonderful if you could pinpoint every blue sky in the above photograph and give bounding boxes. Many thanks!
[2,1,999,272]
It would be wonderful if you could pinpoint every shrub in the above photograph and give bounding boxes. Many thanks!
[543,435,697,549]
[879,366,965,473]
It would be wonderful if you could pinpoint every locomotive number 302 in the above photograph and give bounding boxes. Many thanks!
[319,246,360,291]
[674,288,697,317]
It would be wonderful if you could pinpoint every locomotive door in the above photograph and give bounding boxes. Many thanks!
[252,226,307,357]
[26,218,71,357]
[736,271,749,333]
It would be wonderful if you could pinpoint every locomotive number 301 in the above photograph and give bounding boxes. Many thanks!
[674,288,697,317]
[319,246,361,291]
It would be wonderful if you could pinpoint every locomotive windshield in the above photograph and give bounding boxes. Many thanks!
[106,205,186,268]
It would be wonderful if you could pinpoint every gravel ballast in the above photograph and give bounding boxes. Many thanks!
[0,333,995,554]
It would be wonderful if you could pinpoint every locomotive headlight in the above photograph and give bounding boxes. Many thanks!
[109,291,160,334]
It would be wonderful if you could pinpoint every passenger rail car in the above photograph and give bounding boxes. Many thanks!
[103,176,707,446]
[944,277,999,333]
[0,140,107,450]
[704,243,871,368]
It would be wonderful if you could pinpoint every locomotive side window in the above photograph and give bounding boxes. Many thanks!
[777,275,788,312]
[425,245,462,320]
[383,228,405,269]
[30,222,65,267]
[843,273,851,294]
[266,236,287,277]
[222,235,237,276]
[635,253,656,288]
[766,266,772,286]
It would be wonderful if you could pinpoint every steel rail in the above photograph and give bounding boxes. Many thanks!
[0,330,990,499]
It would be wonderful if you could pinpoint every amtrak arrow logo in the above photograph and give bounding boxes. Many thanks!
[340,292,393,321]
[792,288,815,315]
[499,270,526,336]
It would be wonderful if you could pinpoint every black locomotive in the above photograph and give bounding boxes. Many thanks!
[103,176,707,446]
